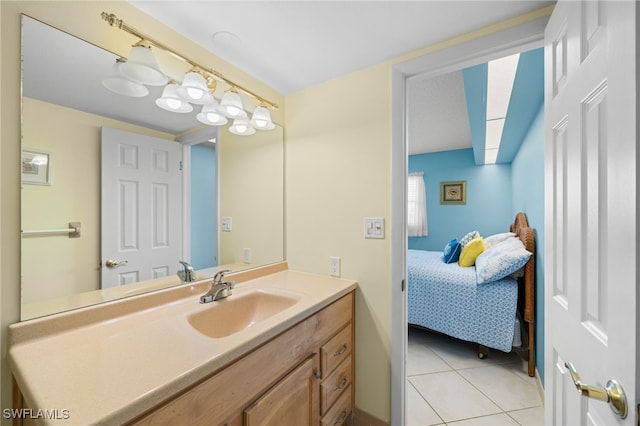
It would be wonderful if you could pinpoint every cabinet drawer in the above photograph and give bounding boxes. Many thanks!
[320,384,352,426]
[321,356,352,415]
[320,324,352,377]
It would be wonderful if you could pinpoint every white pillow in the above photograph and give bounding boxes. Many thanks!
[459,230,480,247]
[475,237,532,284]
[484,232,516,247]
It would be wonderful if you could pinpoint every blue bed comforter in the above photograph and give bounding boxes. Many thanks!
[407,249,518,352]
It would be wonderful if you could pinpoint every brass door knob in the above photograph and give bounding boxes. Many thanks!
[565,361,627,419]
[105,259,128,268]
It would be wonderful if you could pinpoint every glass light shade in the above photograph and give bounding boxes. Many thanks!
[119,45,168,86]
[176,72,213,104]
[250,106,275,130]
[155,84,193,113]
[218,91,247,119]
[229,118,255,136]
[102,62,149,97]
[196,102,228,126]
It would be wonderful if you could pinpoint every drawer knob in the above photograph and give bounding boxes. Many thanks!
[334,410,348,425]
[334,344,348,357]
[335,377,348,391]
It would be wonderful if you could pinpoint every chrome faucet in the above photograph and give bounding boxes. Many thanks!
[200,269,235,303]
[178,261,196,283]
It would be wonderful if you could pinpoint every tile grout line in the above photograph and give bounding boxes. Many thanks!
[407,377,445,425]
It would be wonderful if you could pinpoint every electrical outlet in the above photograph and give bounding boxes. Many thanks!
[329,256,341,277]
[243,248,251,263]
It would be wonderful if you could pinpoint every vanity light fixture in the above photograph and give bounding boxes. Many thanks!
[177,71,214,104]
[101,12,278,136]
[156,83,194,113]
[118,44,168,86]
[218,89,247,119]
[250,105,275,130]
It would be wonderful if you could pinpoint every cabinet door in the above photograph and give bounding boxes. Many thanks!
[244,356,318,426]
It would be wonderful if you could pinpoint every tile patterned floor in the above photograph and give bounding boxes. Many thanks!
[406,327,544,426]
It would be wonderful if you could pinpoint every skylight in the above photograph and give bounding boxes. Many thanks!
[485,53,520,164]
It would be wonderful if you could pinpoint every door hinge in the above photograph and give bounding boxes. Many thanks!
[401,279,405,292]
[179,161,183,171]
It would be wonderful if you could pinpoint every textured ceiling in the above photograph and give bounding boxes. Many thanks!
[407,71,472,156]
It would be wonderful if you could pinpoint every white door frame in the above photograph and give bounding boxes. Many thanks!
[390,17,550,425]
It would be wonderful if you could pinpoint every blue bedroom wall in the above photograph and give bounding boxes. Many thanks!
[190,143,217,270]
[511,103,545,383]
[408,148,513,252]
[408,106,545,382]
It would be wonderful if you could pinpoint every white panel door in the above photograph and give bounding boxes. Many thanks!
[101,127,182,288]
[545,1,636,424]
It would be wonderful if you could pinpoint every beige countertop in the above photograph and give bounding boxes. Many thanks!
[8,263,357,425]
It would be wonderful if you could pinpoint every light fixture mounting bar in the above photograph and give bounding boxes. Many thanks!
[101,12,278,110]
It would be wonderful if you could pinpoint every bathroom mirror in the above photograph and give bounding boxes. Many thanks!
[20,15,285,320]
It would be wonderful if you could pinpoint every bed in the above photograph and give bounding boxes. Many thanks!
[408,212,536,376]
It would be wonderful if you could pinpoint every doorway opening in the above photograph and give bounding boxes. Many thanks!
[390,17,549,425]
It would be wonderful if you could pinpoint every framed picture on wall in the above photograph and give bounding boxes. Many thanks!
[22,149,51,185]
[440,181,466,205]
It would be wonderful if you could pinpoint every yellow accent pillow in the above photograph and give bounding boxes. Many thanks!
[458,237,486,267]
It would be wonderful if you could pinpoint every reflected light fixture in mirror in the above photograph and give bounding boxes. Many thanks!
[100,12,275,134]
[197,102,229,126]
[102,59,149,97]
[229,118,256,136]
[156,83,193,113]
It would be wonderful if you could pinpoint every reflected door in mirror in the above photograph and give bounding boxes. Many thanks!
[101,127,182,288]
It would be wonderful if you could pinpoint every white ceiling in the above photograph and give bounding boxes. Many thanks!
[130,1,553,94]
[128,0,552,154]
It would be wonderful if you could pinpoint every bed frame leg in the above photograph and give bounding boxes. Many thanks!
[478,345,489,359]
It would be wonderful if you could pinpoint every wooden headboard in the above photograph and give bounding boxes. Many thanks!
[510,212,535,377]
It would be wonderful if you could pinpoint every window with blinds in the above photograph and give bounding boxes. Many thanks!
[407,173,427,237]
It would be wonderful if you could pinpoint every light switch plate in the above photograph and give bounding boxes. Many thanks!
[222,217,232,232]
[364,217,384,239]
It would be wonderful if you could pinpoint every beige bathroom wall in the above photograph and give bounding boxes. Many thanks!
[0,0,284,418]
[21,97,175,304]
[285,62,393,422]
[218,126,285,267]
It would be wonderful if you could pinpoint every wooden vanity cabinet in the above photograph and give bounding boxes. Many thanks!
[130,291,354,426]
[243,356,318,426]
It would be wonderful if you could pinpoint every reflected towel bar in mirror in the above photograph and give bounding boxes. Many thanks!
[21,222,81,238]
